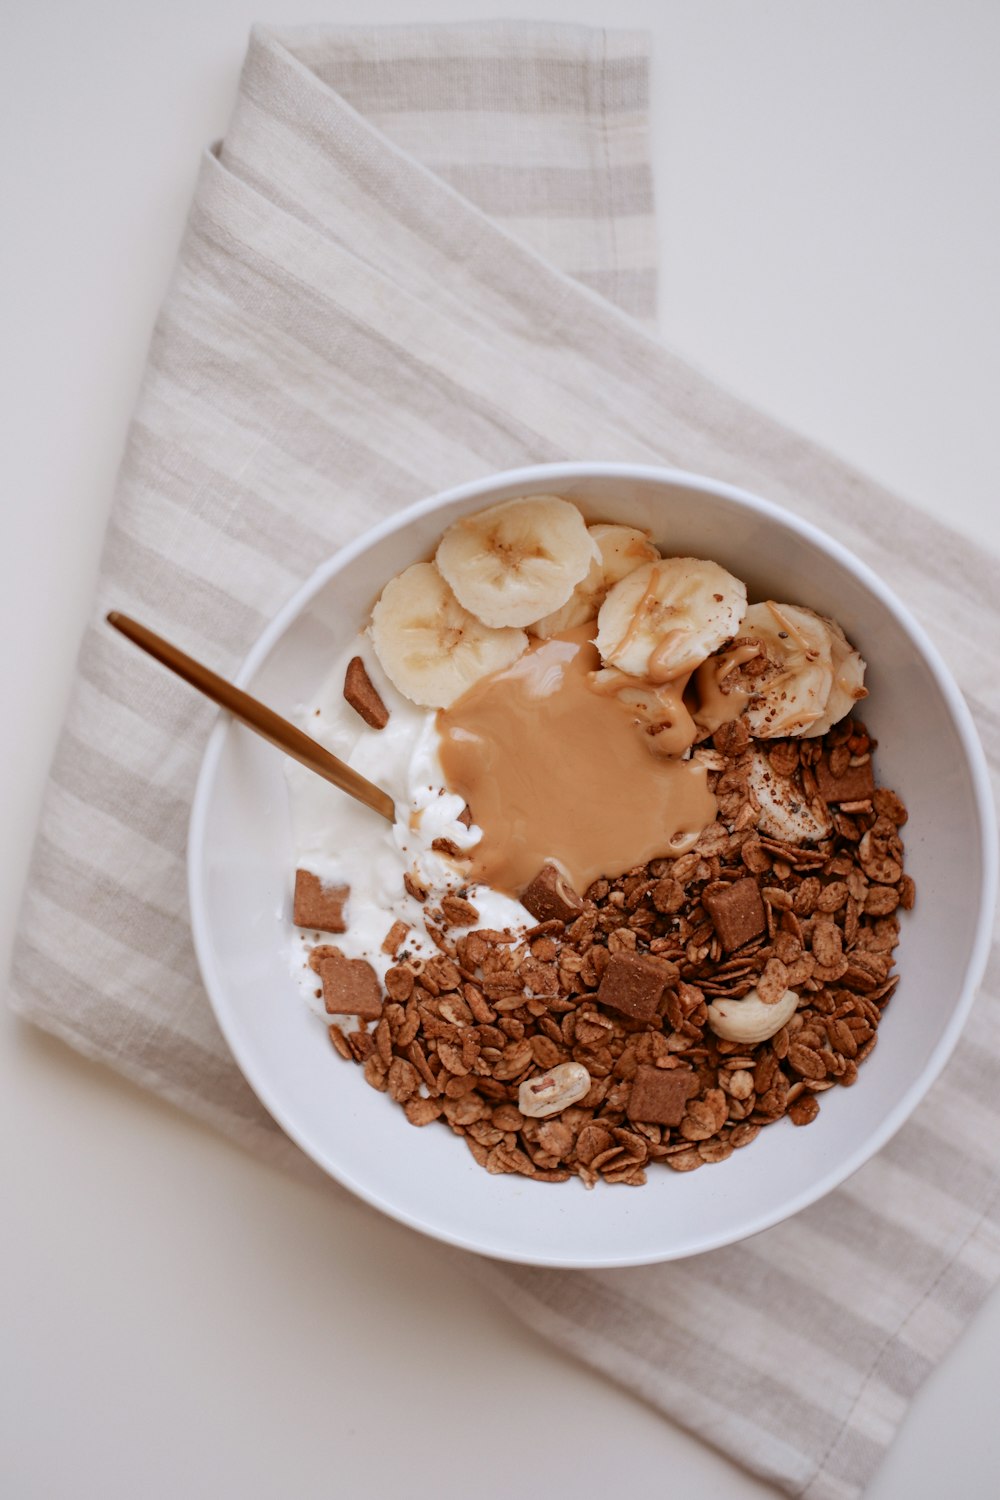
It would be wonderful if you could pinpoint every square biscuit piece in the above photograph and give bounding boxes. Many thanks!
[309,946,383,1021]
[293,869,349,933]
[703,876,766,953]
[815,753,875,804]
[597,952,671,1022]
[627,1065,700,1126]
[521,864,584,925]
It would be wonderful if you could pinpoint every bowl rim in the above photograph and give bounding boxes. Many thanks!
[188,460,998,1267]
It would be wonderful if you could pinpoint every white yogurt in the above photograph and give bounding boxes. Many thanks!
[286,635,532,1012]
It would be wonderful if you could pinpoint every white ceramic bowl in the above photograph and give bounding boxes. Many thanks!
[188,463,997,1267]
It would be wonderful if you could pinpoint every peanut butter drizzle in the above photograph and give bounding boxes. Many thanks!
[647,629,689,684]
[692,641,761,735]
[589,668,698,758]
[437,627,717,898]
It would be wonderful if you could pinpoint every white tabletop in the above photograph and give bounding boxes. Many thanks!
[3,3,998,1496]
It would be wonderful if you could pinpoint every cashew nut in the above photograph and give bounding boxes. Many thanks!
[706,986,799,1044]
[518,1061,591,1118]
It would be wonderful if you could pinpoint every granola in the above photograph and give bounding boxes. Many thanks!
[314,714,911,1186]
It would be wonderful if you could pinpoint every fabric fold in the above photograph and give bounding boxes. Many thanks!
[7,23,999,1500]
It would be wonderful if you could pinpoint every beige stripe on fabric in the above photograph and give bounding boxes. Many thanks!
[432,162,654,218]
[7,23,999,1500]
[351,108,655,168]
[234,22,657,323]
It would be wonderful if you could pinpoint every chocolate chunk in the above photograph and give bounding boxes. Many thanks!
[597,952,671,1022]
[309,945,383,1021]
[343,656,389,730]
[703,876,766,953]
[815,752,875,804]
[627,1065,700,1126]
[293,869,349,933]
[457,805,474,829]
[521,864,584,924]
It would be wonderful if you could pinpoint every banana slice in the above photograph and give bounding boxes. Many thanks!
[436,495,598,629]
[595,557,747,681]
[591,522,662,582]
[530,523,660,638]
[741,602,835,738]
[371,562,527,708]
[748,747,832,844]
[801,617,867,738]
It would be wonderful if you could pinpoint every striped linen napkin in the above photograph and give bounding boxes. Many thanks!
[9,22,1000,1499]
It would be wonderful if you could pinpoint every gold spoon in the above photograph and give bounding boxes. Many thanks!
[106,611,395,823]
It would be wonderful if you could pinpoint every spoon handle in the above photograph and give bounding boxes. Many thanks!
[106,611,396,823]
